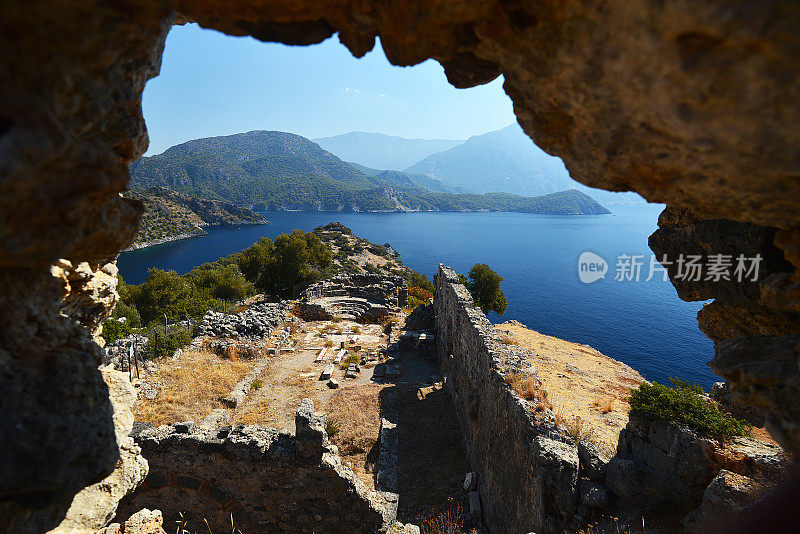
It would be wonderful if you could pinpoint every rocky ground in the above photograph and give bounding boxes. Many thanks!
[129,303,478,531]
[496,320,646,453]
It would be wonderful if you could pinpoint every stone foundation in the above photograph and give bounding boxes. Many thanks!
[115,399,397,534]
[299,274,407,322]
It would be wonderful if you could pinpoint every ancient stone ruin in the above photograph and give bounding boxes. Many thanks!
[434,264,787,533]
[298,274,408,322]
[114,399,397,533]
[1,1,799,532]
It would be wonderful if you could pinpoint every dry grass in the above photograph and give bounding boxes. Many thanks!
[506,372,553,411]
[593,396,614,414]
[234,397,271,425]
[417,498,476,534]
[324,384,385,489]
[133,350,251,427]
[498,333,520,345]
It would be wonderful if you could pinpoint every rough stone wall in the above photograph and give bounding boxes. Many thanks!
[115,400,397,534]
[435,264,788,532]
[1,369,148,534]
[434,264,580,534]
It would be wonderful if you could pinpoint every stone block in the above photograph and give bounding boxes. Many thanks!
[469,491,481,519]
[295,398,328,463]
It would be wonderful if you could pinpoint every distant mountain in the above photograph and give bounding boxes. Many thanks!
[404,123,644,205]
[129,130,611,215]
[314,132,463,171]
[123,187,266,249]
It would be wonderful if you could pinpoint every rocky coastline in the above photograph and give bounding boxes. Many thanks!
[121,220,268,252]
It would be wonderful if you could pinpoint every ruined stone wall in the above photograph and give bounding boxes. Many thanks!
[434,264,581,534]
[115,400,397,534]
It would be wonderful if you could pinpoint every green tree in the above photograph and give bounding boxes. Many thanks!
[187,263,253,301]
[464,263,507,315]
[235,237,274,283]
[257,230,333,297]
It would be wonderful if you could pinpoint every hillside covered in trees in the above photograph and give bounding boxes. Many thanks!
[123,187,266,249]
[129,131,610,215]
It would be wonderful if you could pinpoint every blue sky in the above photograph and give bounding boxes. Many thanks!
[142,24,516,155]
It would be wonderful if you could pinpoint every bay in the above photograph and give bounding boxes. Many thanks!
[118,205,717,388]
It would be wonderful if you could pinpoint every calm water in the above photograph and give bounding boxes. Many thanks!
[118,206,717,388]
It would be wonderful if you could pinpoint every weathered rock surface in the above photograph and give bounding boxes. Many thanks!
[711,335,800,451]
[609,414,785,510]
[58,260,120,345]
[48,369,149,533]
[650,207,800,453]
[682,470,765,533]
[710,381,765,427]
[578,440,610,483]
[1,369,147,534]
[99,508,166,534]
[0,266,119,533]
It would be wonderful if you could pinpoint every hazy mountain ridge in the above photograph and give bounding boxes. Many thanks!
[314,131,463,170]
[317,124,644,205]
[129,130,611,215]
[405,124,574,196]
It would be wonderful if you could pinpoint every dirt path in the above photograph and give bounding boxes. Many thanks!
[393,341,471,525]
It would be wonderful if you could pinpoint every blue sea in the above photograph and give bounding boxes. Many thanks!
[118,205,717,388]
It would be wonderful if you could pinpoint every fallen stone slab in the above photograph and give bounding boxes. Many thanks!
[220,359,269,408]
[327,378,340,389]
[464,471,478,491]
[321,364,334,380]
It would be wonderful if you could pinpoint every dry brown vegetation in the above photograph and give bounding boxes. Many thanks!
[506,372,553,412]
[133,350,251,427]
[496,321,645,450]
[324,384,386,489]
[593,396,614,414]
[498,333,520,345]
[234,397,272,425]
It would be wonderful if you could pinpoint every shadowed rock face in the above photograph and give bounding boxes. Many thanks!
[0,0,799,530]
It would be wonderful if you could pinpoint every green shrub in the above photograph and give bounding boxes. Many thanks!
[363,263,382,275]
[340,353,361,369]
[325,418,340,438]
[145,328,191,359]
[629,379,751,443]
[102,319,132,344]
[111,300,141,327]
[252,379,263,390]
